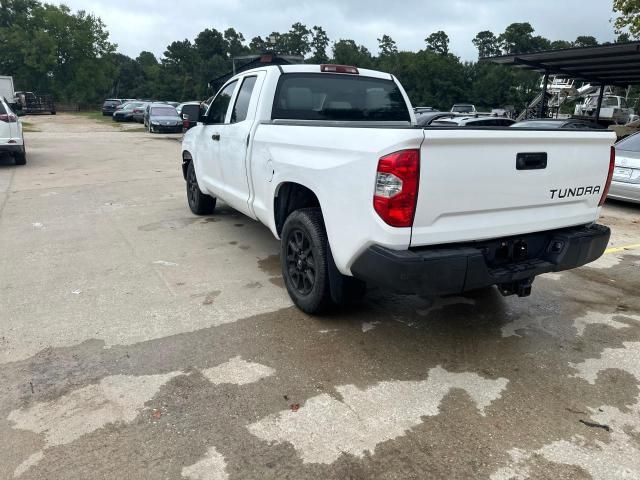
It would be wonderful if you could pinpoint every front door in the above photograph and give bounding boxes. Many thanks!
[216,73,263,217]
[195,80,238,198]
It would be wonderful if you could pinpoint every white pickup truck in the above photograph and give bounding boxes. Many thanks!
[181,64,616,314]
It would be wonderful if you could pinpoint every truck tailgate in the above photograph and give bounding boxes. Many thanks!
[411,129,616,247]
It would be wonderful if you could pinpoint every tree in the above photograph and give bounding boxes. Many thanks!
[332,39,373,67]
[613,0,640,38]
[425,31,449,55]
[573,35,598,47]
[224,28,246,57]
[550,40,573,49]
[309,26,329,63]
[194,28,226,59]
[0,0,116,103]
[616,32,631,42]
[249,36,267,53]
[378,34,398,56]
[281,22,311,56]
[499,22,536,53]
[472,31,501,58]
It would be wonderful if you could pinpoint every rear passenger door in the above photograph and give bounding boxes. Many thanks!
[216,72,264,217]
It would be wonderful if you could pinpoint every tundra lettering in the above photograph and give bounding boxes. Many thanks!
[181,64,615,314]
[550,185,601,199]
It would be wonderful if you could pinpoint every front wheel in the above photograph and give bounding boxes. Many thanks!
[281,208,332,314]
[186,161,216,215]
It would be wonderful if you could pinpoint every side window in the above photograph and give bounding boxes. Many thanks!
[207,81,237,124]
[231,76,257,123]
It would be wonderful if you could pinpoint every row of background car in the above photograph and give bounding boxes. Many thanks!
[102,98,203,133]
[414,110,605,129]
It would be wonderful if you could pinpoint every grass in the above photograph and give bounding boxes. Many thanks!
[77,110,119,125]
[21,121,40,132]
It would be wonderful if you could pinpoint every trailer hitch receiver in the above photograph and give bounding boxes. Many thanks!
[498,277,534,297]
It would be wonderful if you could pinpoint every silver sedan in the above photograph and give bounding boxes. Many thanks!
[609,132,640,204]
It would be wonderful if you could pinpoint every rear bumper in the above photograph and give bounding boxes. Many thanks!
[350,224,610,296]
[608,181,640,204]
[0,142,24,154]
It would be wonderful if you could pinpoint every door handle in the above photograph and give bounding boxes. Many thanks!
[211,133,220,141]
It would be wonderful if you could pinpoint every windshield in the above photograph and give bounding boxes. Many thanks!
[272,73,410,122]
[151,107,178,116]
[616,132,640,152]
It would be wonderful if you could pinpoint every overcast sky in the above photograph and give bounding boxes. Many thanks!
[50,0,618,61]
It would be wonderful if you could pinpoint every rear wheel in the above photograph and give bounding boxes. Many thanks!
[14,148,26,166]
[186,161,216,215]
[281,208,333,314]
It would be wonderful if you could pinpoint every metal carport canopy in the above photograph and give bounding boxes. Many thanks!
[482,42,640,87]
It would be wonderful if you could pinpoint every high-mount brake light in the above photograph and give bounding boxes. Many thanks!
[320,64,359,74]
[373,149,420,227]
[599,146,615,206]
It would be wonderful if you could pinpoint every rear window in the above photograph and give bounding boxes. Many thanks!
[616,132,640,152]
[272,73,410,122]
[151,107,178,116]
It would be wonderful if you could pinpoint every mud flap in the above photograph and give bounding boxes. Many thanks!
[328,246,366,306]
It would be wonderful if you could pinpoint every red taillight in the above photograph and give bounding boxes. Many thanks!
[373,149,420,227]
[320,64,359,74]
[0,113,17,123]
[599,146,615,206]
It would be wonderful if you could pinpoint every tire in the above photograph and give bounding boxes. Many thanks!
[281,208,333,314]
[14,149,26,166]
[186,161,216,215]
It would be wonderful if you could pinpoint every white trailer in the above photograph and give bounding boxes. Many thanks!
[0,76,15,104]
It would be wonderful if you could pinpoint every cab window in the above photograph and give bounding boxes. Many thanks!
[207,81,237,124]
[231,76,257,123]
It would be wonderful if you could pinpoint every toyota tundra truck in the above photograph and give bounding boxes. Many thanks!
[181,64,616,314]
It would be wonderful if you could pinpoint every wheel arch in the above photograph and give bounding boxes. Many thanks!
[273,182,322,236]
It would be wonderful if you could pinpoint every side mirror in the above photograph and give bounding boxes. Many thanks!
[198,110,207,123]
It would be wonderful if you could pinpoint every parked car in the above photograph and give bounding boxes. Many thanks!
[511,119,605,129]
[113,101,146,122]
[414,106,436,114]
[132,102,148,123]
[608,132,640,204]
[0,96,26,165]
[146,104,182,133]
[181,63,615,314]
[176,102,202,129]
[102,99,123,116]
[430,116,516,127]
[415,111,452,126]
[451,104,477,114]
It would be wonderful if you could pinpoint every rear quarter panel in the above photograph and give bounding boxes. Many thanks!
[250,124,424,274]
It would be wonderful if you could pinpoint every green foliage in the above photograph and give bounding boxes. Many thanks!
[0,0,115,103]
[613,0,640,38]
[332,39,373,68]
[377,34,398,56]
[309,26,329,63]
[473,31,501,58]
[425,31,450,55]
[0,1,628,118]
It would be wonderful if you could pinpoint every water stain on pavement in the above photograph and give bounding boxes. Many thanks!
[0,275,638,479]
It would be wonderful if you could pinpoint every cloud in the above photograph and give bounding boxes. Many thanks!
[49,0,617,61]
